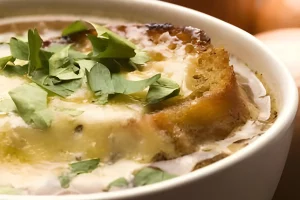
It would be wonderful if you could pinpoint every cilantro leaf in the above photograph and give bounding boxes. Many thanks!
[133,167,176,187]
[28,29,43,72]
[146,78,180,104]
[107,177,128,190]
[88,22,136,58]
[62,20,88,36]
[8,83,53,129]
[9,37,29,60]
[0,56,15,69]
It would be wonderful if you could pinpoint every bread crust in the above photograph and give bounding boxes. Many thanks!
[45,23,252,157]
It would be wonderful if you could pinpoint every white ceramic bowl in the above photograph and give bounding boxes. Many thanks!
[0,0,298,200]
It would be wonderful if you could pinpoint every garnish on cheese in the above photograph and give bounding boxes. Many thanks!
[0,21,179,129]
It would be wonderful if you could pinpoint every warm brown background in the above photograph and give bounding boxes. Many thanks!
[165,0,300,34]
[163,0,300,200]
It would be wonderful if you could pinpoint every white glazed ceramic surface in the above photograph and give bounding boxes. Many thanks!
[0,0,298,200]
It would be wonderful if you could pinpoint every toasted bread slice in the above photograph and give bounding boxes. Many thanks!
[49,23,252,157]
[0,23,254,162]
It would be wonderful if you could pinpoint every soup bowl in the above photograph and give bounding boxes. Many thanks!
[0,0,298,200]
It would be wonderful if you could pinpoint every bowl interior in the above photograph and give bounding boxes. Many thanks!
[0,0,298,199]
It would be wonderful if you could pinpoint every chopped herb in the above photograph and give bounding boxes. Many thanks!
[70,158,100,174]
[59,158,100,188]
[62,20,88,36]
[130,50,150,65]
[8,83,53,129]
[76,60,97,72]
[86,63,114,94]
[133,167,177,187]
[112,73,160,94]
[2,63,28,76]
[0,99,17,113]
[58,172,76,189]
[48,45,82,79]
[88,22,136,58]
[9,37,29,60]
[28,29,43,72]
[146,78,180,104]
[86,63,161,103]
[0,56,15,69]
[107,177,129,190]
[31,70,82,98]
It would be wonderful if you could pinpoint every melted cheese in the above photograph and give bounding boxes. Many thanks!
[0,18,273,195]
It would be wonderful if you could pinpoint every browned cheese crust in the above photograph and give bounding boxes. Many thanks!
[45,23,253,158]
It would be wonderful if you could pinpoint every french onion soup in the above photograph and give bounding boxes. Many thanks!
[0,17,276,195]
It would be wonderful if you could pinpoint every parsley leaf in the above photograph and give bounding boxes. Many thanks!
[112,73,160,94]
[70,158,100,174]
[88,22,136,58]
[86,63,161,103]
[86,63,114,94]
[62,20,88,36]
[8,83,53,129]
[107,177,128,190]
[58,172,76,189]
[133,167,176,187]
[31,70,82,98]
[146,78,180,104]
[130,50,150,65]
[9,37,28,60]
[0,56,15,69]
[49,45,85,80]
[59,158,100,188]
[28,29,43,72]
[0,99,17,113]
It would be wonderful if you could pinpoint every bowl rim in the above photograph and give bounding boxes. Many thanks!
[0,0,298,199]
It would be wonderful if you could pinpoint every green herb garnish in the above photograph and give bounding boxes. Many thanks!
[86,63,161,104]
[146,78,180,104]
[59,158,100,188]
[0,56,15,69]
[9,37,28,60]
[107,177,129,190]
[48,45,85,80]
[0,99,17,113]
[8,83,53,129]
[88,22,136,59]
[62,20,88,36]
[0,20,180,129]
[133,167,176,186]
[28,29,43,72]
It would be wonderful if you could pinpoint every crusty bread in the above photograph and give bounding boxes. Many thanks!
[46,23,254,159]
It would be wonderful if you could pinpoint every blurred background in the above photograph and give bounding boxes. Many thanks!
[165,0,300,33]
[163,0,300,200]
